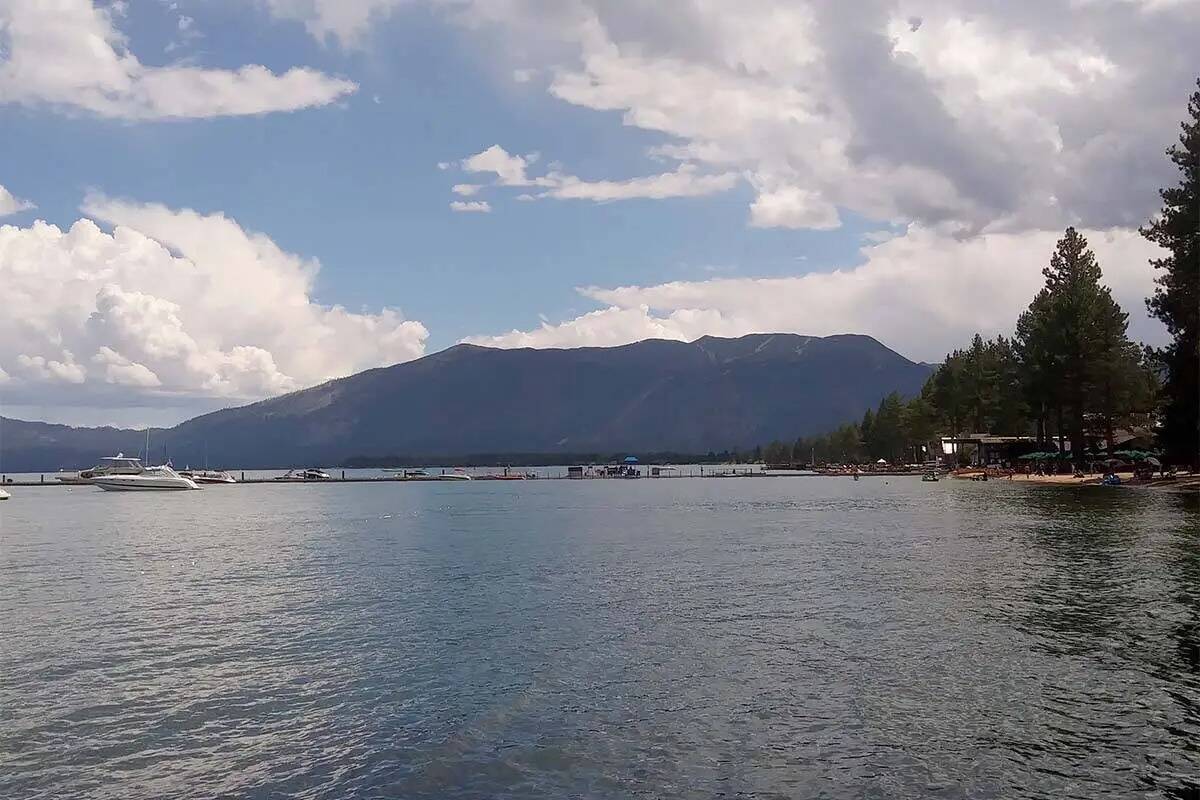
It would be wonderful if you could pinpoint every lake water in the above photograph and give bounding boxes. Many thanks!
[1,478,1197,799]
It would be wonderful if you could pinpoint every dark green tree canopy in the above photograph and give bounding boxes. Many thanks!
[1143,79,1199,467]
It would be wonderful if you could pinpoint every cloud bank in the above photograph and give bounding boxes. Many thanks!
[0,197,427,413]
[455,144,739,206]
[284,0,1197,232]
[464,226,1167,361]
[0,0,357,120]
[0,185,35,218]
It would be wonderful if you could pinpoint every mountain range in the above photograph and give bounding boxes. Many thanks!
[0,334,933,472]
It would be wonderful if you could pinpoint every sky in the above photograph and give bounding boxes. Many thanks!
[0,0,1196,427]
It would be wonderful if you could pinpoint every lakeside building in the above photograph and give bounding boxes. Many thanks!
[939,426,1156,467]
[940,435,1041,467]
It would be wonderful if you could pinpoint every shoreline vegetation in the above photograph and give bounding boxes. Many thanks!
[754,82,1199,478]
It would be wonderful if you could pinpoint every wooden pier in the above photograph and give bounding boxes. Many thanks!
[0,466,795,488]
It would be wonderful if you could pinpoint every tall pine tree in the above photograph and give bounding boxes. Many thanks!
[1143,79,1199,469]
[1015,289,1061,446]
[1041,227,1102,460]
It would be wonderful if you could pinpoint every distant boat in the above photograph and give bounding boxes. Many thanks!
[58,453,144,484]
[180,442,235,484]
[275,468,332,481]
[93,465,200,491]
[437,471,473,481]
[387,469,440,481]
[178,469,236,484]
[922,471,939,482]
[0,488,9,500]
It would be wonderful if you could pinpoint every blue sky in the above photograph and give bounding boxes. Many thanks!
[1,2,876,352]
[0,0,1192,425]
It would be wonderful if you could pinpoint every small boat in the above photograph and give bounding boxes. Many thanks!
[0,488,10,500]
[275,468,332,481]
[387,469,438,481]
[93,465,200,491]
[58,453,145,484]
[437,471,473,481]
[178,469,237,484]
[922,471,939,482]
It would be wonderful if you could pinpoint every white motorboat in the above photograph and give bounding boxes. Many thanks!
[274,468,332,481]
[437,471,473,481]
[92,465,200,491]
[388,469,439,481]
[0,488,10,500]
[178,469,237,484]
[58,453,145,484]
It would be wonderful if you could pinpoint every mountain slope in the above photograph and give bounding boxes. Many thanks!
[0,417,162,474]
[1,333,933,470]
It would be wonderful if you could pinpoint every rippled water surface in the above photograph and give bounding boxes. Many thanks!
[2,478,1197,799]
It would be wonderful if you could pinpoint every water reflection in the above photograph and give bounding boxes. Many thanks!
[1009,488,1198,799]
[0,479,1197,799]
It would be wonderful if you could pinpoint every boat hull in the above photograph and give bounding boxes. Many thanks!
[94,482,199,491]
[93,475,200,491]
[180,472,236,484]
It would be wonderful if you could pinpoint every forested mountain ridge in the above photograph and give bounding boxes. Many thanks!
[0,333,933,471]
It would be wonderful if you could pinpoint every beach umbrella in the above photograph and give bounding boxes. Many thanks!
[623,455,639,464]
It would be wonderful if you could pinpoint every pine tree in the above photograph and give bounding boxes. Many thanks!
[1089,292,1153,453]
[1040,228,1109,461]
[860,408,874,451]
[989,336,1028,434]
[1143,79,1199,468]
[960,334,991,432]
[925,351,966,435]
[903,396,938,462]
[1015,289,1060,447]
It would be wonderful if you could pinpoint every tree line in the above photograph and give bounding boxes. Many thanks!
[760,79,1198,469]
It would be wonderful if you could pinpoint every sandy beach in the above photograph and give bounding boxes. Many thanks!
[954,469,1199,491]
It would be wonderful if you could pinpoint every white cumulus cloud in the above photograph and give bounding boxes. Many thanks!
[461,144,540,187]
[263,0,407,47]
[0,185,35,217]
[449,200,492,213]
[0,196,428,413]
[543,164,738,202]
[457,144,739,204]
[0,0,357,120]
[385,0,1197,233]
